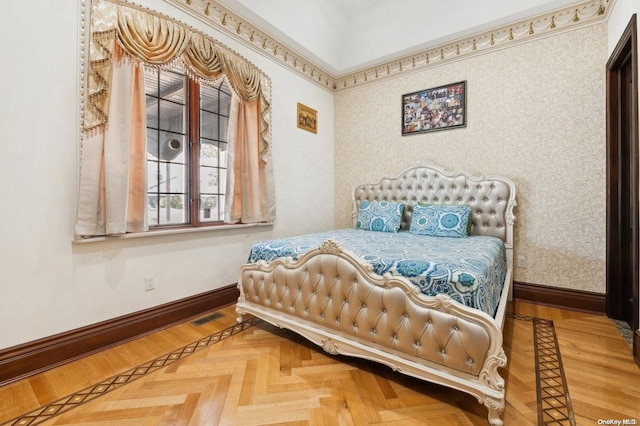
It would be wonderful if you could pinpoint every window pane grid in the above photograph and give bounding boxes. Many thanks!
[198,81,230,223]
[145,68,189,226]
[144,68,231,227]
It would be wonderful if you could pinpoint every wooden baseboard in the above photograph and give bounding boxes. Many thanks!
[513,281,606,314]
[0,285,239,387]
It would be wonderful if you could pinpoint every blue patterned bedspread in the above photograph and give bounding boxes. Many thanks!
[247,229,506,317]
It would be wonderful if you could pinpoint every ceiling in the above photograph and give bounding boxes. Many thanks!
[215,0,583,75]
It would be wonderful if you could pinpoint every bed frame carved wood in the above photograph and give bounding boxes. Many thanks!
[236,163,517,425]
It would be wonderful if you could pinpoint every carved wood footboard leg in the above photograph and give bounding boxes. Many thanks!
[485,396,505,426]
[235,284,246,323]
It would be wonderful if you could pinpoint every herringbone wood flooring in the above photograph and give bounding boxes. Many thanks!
[0,302,638,425]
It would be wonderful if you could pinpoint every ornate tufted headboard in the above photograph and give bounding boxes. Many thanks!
[352,163,517,248]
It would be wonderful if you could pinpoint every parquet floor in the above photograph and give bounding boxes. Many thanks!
[0,301,638,425]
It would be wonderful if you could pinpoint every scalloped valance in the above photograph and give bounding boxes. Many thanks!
[85,0,271,156]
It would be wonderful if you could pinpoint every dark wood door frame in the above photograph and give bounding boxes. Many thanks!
[606,14,639,345]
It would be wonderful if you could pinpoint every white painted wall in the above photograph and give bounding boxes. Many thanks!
[607,0,640,55]
[217,0,347,74]
[0,0,334,350]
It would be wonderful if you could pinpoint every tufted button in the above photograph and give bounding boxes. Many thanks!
[403,313,408,318]
[382,308,387,313]
[312,291,316,295]
[393,334,398,340]
[328,295,332,299]
[440,348,446,354]
[372,328,377,334]
[453,325,458,331]
[427,319,433,325]
[468,358,474,364]
[362,303,366,308]
[415,341,420,346]
[353,322,358,327]
[320,313,324,318]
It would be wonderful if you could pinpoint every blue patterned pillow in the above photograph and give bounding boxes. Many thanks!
[355,201,404,233]
[410,204,471,238]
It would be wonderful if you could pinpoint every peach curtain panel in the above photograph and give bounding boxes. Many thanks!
[225,93,276,223]
[75,43,147,236]
[76,0,274,237]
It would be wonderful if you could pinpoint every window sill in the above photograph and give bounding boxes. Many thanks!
[72,222,274,244]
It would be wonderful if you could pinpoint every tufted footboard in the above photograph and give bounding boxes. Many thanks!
[236,240,508,425]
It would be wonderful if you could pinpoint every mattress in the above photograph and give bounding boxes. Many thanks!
[247,228,506,317]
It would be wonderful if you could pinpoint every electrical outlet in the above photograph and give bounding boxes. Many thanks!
[144,276,156,291]
[517,255,526,268]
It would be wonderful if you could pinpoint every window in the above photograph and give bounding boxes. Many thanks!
[144,67,232,227]
[76,3,275,239]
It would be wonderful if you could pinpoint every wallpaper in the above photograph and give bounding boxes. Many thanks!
[334,24,607,293]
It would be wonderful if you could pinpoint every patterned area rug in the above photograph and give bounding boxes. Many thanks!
[2,314,574,425]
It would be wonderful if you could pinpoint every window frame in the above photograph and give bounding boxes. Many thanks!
[145,68,232,230]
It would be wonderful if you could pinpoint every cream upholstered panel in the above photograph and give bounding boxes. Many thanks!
[353,164,516,244]
[240,248,495,376]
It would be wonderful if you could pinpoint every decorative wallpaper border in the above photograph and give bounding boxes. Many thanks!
[335,0,610,91]
[164,0,611,92]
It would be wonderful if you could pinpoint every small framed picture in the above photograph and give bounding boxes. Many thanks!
[402,81,466,135]
[297,103,317,134]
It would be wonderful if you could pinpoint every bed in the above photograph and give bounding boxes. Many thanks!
[236,163,516,425]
